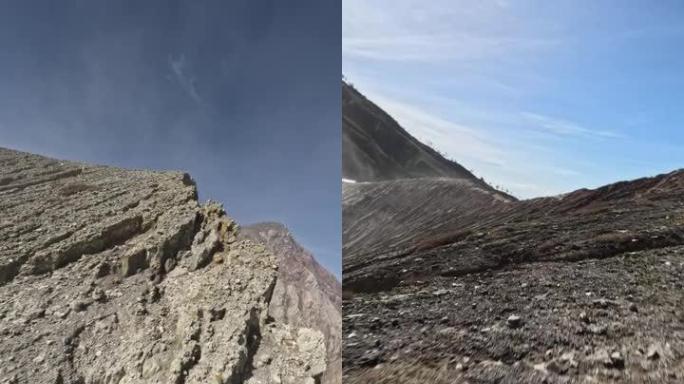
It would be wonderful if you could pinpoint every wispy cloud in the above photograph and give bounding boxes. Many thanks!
[169,55,202,104]
[368,91,506,166]
[344,34,558,63]
[343,0,560,63]
[521,112,623,139]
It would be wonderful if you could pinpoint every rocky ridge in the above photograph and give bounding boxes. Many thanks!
[0,147,326,384]
[240,223,342,384]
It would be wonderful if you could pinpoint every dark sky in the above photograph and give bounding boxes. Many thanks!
[0,0,341,277]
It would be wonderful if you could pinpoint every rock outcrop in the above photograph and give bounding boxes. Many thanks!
[342,86,684,383]
[240,223,342,384]
[0,147,326,384]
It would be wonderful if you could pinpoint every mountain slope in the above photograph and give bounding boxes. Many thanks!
[341,86,684,383]
[342,81,506,194]
[240,223,342,384]
[0,147,326,384]
[342,82,515,284]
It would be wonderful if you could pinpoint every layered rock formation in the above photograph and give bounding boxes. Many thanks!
[0,147,326,384]
[342,85,684,383]
[240,223,342,384]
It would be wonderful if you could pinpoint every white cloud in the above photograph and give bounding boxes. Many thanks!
[169,55,202,104]
[367,91,506,167]
[343,0,559,63]
[521,112,623,139]
[344,34,558,63]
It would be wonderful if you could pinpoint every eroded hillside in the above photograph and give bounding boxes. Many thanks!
[0,147,326,384]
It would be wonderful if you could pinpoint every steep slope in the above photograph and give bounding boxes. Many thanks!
[342,86,684,382]
[0,147,326,384]
[342,81,505,195]
[240,223,342,384]
[342,83,515,288]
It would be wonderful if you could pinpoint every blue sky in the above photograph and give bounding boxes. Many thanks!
[344,0,684,198]
[0,0,341,277]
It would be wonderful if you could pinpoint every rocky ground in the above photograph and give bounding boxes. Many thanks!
[345,246,684,383]
[0,147,326,384]
[343,170,684,383]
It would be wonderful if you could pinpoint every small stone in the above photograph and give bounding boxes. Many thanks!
[646,344,660,360]
[628,302,638,312]
[164,257,176,273]
[588,324,607,335]
[52,308,71,319]
[610,351,624,368]
[256,354,271,367]
[70,300,89,312]
[589,349,612,366]
[208,307,225,321]
[360,349,381,366]
[546,360,567,374]
[94,261,110,278]
[579,311,589,323]
[149,286,161,303]
[507,315,522,328]
[33,353,45,364]
[134,304,147,316]
[91,288,106,302]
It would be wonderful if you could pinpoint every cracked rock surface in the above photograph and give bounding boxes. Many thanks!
[0,147,326,384]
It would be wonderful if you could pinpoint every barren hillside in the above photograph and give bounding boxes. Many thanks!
[342,86,684,383]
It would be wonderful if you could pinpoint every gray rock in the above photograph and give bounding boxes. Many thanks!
[0,148,327,384]
[507,314,523,328]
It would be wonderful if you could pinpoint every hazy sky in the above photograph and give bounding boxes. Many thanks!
[344,0,684,198]
[0,0,341,277]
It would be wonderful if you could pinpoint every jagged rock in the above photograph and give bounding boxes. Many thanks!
[240,223,341,384]
[0,148,326,384]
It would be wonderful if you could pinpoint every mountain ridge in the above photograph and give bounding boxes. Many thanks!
[0,146,328,384]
